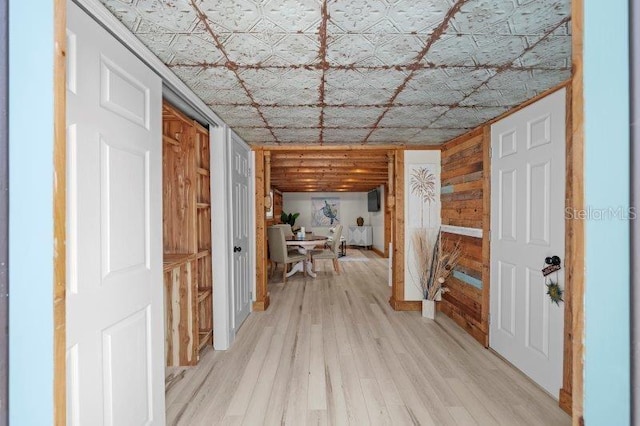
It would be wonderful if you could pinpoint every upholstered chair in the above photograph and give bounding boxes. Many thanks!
[311,225,343,274]
[267,226,307,284]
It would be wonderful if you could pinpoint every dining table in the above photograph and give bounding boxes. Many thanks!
[285,235,328,278]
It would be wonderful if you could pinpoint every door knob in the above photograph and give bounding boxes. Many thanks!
[545,256,561,266]
[234,246,242,253]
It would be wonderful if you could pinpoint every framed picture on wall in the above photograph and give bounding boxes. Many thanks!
[311,197,340,226]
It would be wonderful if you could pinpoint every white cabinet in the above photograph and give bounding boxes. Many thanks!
[348,225,373,249]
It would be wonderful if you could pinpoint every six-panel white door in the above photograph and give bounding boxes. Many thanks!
[66,2,165,424]
[490,89,566,397]
[230,137,252,331]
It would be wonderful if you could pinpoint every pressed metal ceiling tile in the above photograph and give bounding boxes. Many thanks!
[268,34,320,66]
[328,0,388,33]
[233,127,277,143]
[170,66,204,87]
[238,68,284,90]
[426,34,529,67]
[518,35,571,68]
[487,69,571,91]
[326,34,377,66]
[135,33,177,63]
[244,18,287,45]
[168,34,225,65]
[374,35,427,66]
[262,106,322,122]
[199,87,252,105]
[323,129,371,142]
[100,1,141,29]
[323,107,382,127]
[272,128,320,143]
[99,0,572,147]
[386,0,452,34]
[188,67,241,90]
[430,106,510,128]
[251,88,318,106]
[395,88,466,105]
[448,0,516,34]
[262,0,322,33]
[213,105,264,126]
[379,106,449,127]
[137,0,200,31]
[324,87,392,106]
[223,33,274,65]
[507,0,570,35]
[242,68,321,92]
[459,88,538,107]
[269,116,319,128]
[367,127,423,142]
[104,0,199,33]
[325,69,408,90]
[407,128,469,144]
[407,67,493,92]
[197,0,261,32]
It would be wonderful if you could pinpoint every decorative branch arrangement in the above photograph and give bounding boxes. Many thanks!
[412,229,463,300]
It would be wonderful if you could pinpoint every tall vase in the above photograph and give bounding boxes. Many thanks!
[422,299,436,319]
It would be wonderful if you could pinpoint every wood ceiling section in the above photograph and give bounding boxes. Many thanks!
[269,150,389,193]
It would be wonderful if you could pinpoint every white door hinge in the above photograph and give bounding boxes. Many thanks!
[489,146,492,158]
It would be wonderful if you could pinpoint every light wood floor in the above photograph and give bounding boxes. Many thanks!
[165,249,570,425]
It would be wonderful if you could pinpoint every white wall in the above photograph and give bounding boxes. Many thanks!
[283,190,386,252]
[404,151,442,301]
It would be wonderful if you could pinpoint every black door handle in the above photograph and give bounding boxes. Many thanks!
[545,256,561,266]
[234,246,242,253]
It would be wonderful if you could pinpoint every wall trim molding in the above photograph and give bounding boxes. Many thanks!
[440,225,483,238]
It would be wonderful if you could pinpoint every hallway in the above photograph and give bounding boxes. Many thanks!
[165,250,569,425]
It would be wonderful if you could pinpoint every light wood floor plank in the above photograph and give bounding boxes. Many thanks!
[308,324,328,411]
[165,249,570,426]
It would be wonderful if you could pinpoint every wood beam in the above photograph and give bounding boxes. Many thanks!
[254,150,269,311]
[390,150,405,309]
[481,126,491,348]
[264,151,271,210]
[270,160,389,168]
[387,151,395,209]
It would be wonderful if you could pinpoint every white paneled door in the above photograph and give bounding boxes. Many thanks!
[490,89,566,397]
[66,2,165,425]
[230,137,252,331]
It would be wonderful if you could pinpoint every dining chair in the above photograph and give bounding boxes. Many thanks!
[267,226,307,284]
[272,223,294,237]
[311,225,343,274]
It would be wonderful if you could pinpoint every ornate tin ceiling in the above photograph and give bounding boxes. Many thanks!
[100,0,571,146]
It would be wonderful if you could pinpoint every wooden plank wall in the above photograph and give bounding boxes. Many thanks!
[439,129,489,346]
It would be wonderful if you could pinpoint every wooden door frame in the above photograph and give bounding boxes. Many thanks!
[568,0,584,420]
[54,0,67,424]
[52,1,586,424]
[253,146,397,312]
